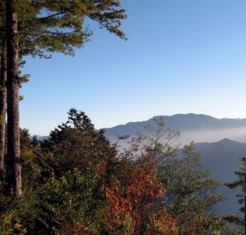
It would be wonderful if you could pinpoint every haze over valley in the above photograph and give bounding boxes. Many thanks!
[103,113,246,146]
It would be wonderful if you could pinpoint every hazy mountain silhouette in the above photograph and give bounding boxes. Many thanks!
[194,138,246,216]
[103,113,246,145]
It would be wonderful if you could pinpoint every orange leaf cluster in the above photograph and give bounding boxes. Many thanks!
[103,154,177,234]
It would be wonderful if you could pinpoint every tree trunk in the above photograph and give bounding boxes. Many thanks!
[0,0,6,183]
[6,0,21,196]
[0,44,7,182]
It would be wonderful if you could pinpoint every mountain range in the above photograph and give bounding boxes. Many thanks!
[103,113,246,145]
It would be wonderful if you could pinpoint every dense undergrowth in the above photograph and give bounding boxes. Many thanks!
[0,109,241,234]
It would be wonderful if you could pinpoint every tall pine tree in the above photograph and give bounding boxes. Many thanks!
[2,0,127,196]
[5,0,21,196]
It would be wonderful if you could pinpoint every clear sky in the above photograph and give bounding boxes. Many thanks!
[20,0,246,136]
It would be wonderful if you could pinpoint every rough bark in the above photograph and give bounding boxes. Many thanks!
[0,0,6,183]
[0,44,7,182]
[6,0,21,196]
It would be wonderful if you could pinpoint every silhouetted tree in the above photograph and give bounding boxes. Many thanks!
[224,157,246,234]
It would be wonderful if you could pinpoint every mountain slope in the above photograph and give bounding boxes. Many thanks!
[194,139,246,216]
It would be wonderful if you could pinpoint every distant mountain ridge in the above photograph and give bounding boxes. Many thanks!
[194,138,246,217]
[161,113,246,130]
[103,113,246,145]
[105,113,246,131]
[194,138,246,184]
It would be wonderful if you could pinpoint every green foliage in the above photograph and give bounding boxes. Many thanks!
[0,168,104,235]
[39,108,117,177]
[224,157,246,232]
[0,108,116,234]
[0,111,234,234]
[0,187,35,235]
[0,0,127,54]
[31,169,103,235]
[160,143,224,212]
[157,142,226,234]
[0,0,127,59]
[20,129,42,194]
[123,117,226,234]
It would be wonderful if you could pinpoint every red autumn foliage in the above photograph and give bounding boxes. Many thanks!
[103,153,177,234]
[98,163,107,173]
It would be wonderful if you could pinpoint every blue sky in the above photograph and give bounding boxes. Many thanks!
[20,0,246,135]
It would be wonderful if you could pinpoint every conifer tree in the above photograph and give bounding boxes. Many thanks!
[157,143,226,234]
[2,0,126,196]
[41,108,117,177]
[224,157,246,234]
[5,0,21,197]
